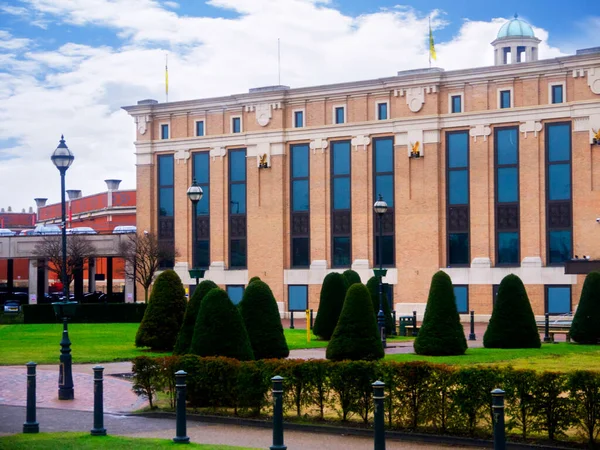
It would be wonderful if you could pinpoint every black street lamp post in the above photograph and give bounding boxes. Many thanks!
[373,194,388,349]
[187,179,204,285]
[50,135,76,400]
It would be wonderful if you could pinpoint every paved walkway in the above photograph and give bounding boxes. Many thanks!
[0,405,484,449]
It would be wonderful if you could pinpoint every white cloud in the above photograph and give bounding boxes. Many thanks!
[0,0,573,211]
[0,30,31,50]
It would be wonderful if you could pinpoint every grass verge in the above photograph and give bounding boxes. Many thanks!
[0,432,257,449]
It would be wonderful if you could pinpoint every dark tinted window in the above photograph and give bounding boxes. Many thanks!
[158,155,174,185]
[196,121,204,136]
[497,168,519,203]
[500,90,511,108]
[497,232,519,265]
[333,237,351,266]
[548,230,572,263]
[292,237,309,267]
[552,85,563,104]
[451,95,461,113]
[294,111,303,128]
[161,124,169,139]
[158,187,174,216]
[449,233,469,265]
[377,103,388,120]
[230,184,246,214]
[548,123,571,162]
[548,164,571,200]
[335,107,344,124]
[447,133,468,168]
[496,128,518,165]
[454,285,468,313]
[291,145,309,178]
[449,170,468,205]
[232,117,241,133]
[230,240,246,268]
[547,286,571,314]
[289,285,308,311]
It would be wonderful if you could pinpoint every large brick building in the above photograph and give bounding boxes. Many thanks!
[124,17,600,318]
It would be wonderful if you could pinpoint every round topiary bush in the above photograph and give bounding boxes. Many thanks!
[342,269,362,287]
[313,272,347,340]
[238,280,289,359]
[483,274,541,349]
[173,279,218,355]
[135,270,187,351]
[326,283,384,361]
[570,271,600,344]
[189,288,254,361]
[248,276,262,285]
[366,276,394,335]
[414,271,467,356]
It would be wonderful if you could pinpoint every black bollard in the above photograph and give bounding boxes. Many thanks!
[391,311,397,336]
[491,388,506,450]
[290,311,295,329]
[90,366,107,436]
[270,375,286,450]
[310,309,314,330]
[23,362,39,434]
[173,370,190,444]
[412,310,418,337]
[468,310,476,341]
[543,313,552,343]
[373,380,386,450]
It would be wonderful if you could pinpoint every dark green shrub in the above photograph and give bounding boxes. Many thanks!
[532,372,574,440]
[238,280,289,359]
[326,283,384,361]
[414,271,467,356]
[366,276,394,335]
[313,272,347,340]
[483,274,541,349]
[342,269,361,287]
[131,356,162,409]
[173,280,217,355]
[189,288,254,361]
[570,271,600,344]
[329,360,376,423]
[504,368,538,439]
[568,370,600,447]
[248,276,262,285]
[395,361,437,430]
[135,270,186,351]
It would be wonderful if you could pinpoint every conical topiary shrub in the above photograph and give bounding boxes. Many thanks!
[326,283,384,361]
[484,274,541,349]
[570,271,600,344]
[342,269,362,287]
[238,280,289,359]
[414,271,467,356]
[135,270,187,351]
[173,279,218,355]
[189,288,254,361]
[366,276,394,335]
[248,276,262,285]
[313,272,347,340]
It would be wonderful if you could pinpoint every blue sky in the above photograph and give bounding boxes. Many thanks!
[0,0,598,210]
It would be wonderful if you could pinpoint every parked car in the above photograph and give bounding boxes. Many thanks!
[67,227,97,235]
[113,225,136,234]
[3,300,20,314]
[32,224,61,235]
[19,229,35,236]
[0,228,16,236]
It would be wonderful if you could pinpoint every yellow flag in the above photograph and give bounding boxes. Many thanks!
[429,22,437,61]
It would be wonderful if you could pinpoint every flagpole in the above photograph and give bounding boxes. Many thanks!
[165,53,169,103]
[278,38,281,85]
[428,17,431,68]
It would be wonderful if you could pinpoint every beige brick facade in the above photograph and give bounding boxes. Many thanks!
[125,48,600,319]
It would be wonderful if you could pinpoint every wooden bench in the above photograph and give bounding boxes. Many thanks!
[536,324,571,343]
[403,325,420,336]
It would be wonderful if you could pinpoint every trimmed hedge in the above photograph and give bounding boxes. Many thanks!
[570,271,600,344]
[342,269,361,287]
[414,271,467,356]
[484,274,541,349]
[190,288,254,361]
[22,303,147,324]
[173,279,218,355]
[326,283,384,361]
[135,270,187,351]
[238,280,289,359]
[366,276,394,335]
[313,272,347,340]
[132,356,600,446]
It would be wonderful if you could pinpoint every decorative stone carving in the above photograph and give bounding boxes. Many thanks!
[174,149,190,164]
[245,103,281,127]
[585,114,600,144]
[394,86,437,113]
[351,135,370,151]
[573,67,600,95]
[255,142,270,168]
[519,120,542,138]
[469,124,491,142]
[210,146,226,161]
[309,138,328,154]
[135,115,150,135]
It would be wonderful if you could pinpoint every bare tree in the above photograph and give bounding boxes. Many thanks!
[33,234,97,288]
[119,232,178,302]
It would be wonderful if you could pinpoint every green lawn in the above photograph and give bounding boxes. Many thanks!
[0,324,334,365]
[0,432,257,449]
[386,343,600,371]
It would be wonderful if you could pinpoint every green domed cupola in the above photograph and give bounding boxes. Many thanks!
[492,14,541,66]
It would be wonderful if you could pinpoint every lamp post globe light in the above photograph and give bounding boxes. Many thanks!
[187,179,205,285]
[51,135,76,400]
[373,194,388,349]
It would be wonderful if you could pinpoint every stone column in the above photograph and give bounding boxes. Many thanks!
[124,259,135,303]
[88,258,96,292]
